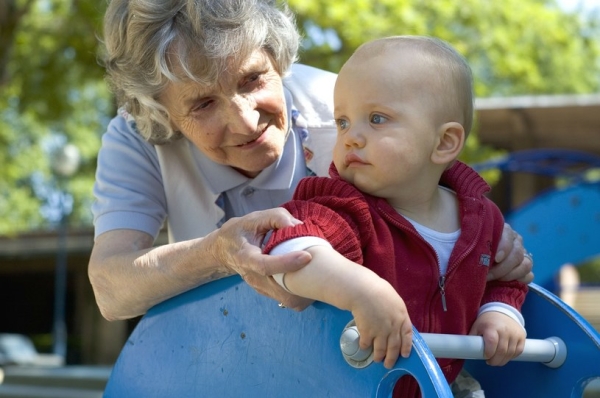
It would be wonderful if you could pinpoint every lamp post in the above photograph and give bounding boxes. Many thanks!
[50,143,80,362]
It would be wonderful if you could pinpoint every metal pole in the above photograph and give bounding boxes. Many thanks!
[419,333,567,368]
[52,198,68,361]
[340,325,567,369]
[49,142,80,363]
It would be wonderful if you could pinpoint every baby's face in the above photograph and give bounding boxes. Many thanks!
[332,51,442,200]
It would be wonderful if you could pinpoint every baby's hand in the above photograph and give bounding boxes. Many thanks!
[469,311,526,366]
[350,278,413,369]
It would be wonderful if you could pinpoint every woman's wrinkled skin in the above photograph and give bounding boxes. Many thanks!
[160,50,288,177]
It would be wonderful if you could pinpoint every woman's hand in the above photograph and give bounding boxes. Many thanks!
[208,208,314,310]
[487,223,534,283]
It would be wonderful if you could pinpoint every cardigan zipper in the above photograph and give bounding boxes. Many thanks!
[380,206,450,312]
[439,202,486,313]
[433,250,447,312]
[438,275,447,312]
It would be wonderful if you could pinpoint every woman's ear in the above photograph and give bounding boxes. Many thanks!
[431,122,465,165]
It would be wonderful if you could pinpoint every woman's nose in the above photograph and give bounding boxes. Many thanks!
[225,95,259,135]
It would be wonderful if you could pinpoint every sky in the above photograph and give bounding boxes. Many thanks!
[557,0,600,12]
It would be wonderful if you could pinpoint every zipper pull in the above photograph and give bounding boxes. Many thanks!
[438,275,447,312]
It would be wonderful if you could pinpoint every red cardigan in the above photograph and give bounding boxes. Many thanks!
[263,161,528,397]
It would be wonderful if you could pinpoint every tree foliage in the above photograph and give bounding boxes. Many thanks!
[0,0,110,234]
[0,0,599,235]
[288,0,600,95]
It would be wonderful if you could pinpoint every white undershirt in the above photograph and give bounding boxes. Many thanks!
[403,216,460,276]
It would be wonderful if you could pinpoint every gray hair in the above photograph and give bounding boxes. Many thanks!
[100,0,300,144]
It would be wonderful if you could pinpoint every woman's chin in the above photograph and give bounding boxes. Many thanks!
[233,152,280,177]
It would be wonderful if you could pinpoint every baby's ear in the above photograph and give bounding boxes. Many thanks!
[431,122,465,165]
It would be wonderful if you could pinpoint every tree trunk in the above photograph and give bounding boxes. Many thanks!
[0,0,35,86]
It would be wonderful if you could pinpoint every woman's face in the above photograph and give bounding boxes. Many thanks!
[160,49,288,177]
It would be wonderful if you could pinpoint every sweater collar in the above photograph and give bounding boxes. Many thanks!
[440,161,491,197]
[328,160,490,198]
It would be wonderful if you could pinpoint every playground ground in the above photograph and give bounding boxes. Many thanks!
[0,361,598,397]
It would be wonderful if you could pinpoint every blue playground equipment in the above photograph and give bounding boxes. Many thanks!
[473,149,600,290]
[105,149,600,397]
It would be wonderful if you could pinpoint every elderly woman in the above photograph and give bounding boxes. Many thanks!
[89,0,533,322]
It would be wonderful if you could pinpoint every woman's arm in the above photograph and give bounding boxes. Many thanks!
[88,208,313,321]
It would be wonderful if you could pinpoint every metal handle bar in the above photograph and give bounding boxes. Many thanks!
[340,325,567,369]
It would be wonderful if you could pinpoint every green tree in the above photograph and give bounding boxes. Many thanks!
[289,0,600,95]
[0,0,110,234]
[1,0,599,235]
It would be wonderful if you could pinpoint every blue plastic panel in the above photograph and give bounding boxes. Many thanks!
[506,182,600,288]
[104,276,452,397]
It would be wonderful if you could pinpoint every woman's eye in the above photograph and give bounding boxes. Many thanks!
[336,119,349,130]
[371,114,387,124]
[242,73,262,89]
[191,99,213,113]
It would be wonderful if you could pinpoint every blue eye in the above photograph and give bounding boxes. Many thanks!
[370,114,387,124]
[336,118,349,130]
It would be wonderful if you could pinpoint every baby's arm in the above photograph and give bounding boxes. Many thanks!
[469,310,526,366]
[278,244,413,369]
